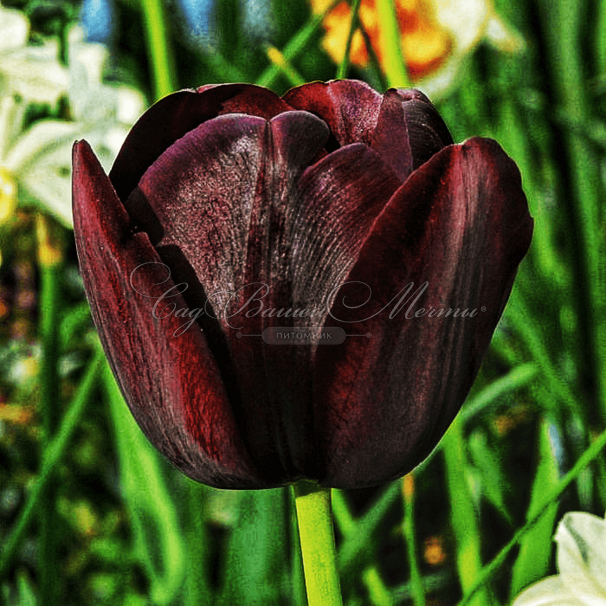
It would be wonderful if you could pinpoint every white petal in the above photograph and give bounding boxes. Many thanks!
[0,6,29,51]
[0,43,68,105]
[3,120,78,174]
[0,95,27,161]
[114,86,146,125]
[432,0,491,53]
[484,14,525,52]
[5,121,79,226]
[512,576,586,606]
[556,512,606,596]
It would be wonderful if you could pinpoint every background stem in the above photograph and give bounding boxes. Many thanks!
[140,0,176,99]
[37,215,62,606]
[375,0,410,87]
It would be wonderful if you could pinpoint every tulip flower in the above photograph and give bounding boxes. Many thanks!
[72,80,533,490]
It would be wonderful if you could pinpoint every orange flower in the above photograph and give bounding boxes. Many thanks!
[311,0,522,89]
[314,0,451,79]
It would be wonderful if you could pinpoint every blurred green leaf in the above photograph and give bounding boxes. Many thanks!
[0,348,103,578]
[103,362,187,606]
[443,415,494,606]
[468,429,513,526]
[218,489,289,606]
[337,482,400,575]
[509,417,560,598]
[462,363,537,423]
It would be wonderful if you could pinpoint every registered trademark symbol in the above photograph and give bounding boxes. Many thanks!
[481,306,486,312]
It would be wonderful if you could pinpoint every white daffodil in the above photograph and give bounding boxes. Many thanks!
[512,511,606,606]
[0,11,145,228]
[0,5,69,105]
[420,0,525,97]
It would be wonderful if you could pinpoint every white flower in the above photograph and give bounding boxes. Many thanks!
[512,511,606,606]
[0,10,145,227]
[0,5,69,105]
[419,0,525,98]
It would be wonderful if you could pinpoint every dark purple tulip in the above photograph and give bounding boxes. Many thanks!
[73,80,533,489]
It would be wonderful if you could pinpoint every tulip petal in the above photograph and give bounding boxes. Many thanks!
[73,140,267,488]
[371,88,453,181]
[130,111,401,483]
[315,138,533,488]
[283,79,383,148]
[290,144,401,331]
[109,83,291,203]
[130,111,328,482]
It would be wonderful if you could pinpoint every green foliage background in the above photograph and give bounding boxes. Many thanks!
[0,0,605,604]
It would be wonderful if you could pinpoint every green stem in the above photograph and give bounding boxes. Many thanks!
[140,0,176,99]
[293,481,343,606]
[402,475,426,606]
[37,218,62,606]
[336,0,363,80]
[375,0,410,88]
[443,416,488,606]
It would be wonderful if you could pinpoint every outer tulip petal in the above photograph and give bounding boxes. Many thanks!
[315,138,533,488]
[73,140,267,488]
[283,79,383,148]
[129,111,401,483]
[109,83,292,202]
[371,88,453,181]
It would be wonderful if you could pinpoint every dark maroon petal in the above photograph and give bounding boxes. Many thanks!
[131,111,401,483]
[314,138,533,488]
[73,140,267,489]
[371,88,453,181]
[109,84,291,203]
[290,144,401,329]
[283,80,383,148]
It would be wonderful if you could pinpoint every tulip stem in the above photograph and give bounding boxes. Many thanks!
[293,481,343,606]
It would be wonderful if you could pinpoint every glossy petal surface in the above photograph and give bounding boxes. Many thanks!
[130,110,401,483]
[73,80,533,489]
[109,84,291,202]
[371,88,453,180]
[283,80,383,148]
[315,138,533,487]
[73,140,265,488]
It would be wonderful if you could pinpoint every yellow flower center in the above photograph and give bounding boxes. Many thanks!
[0,166,17,226]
